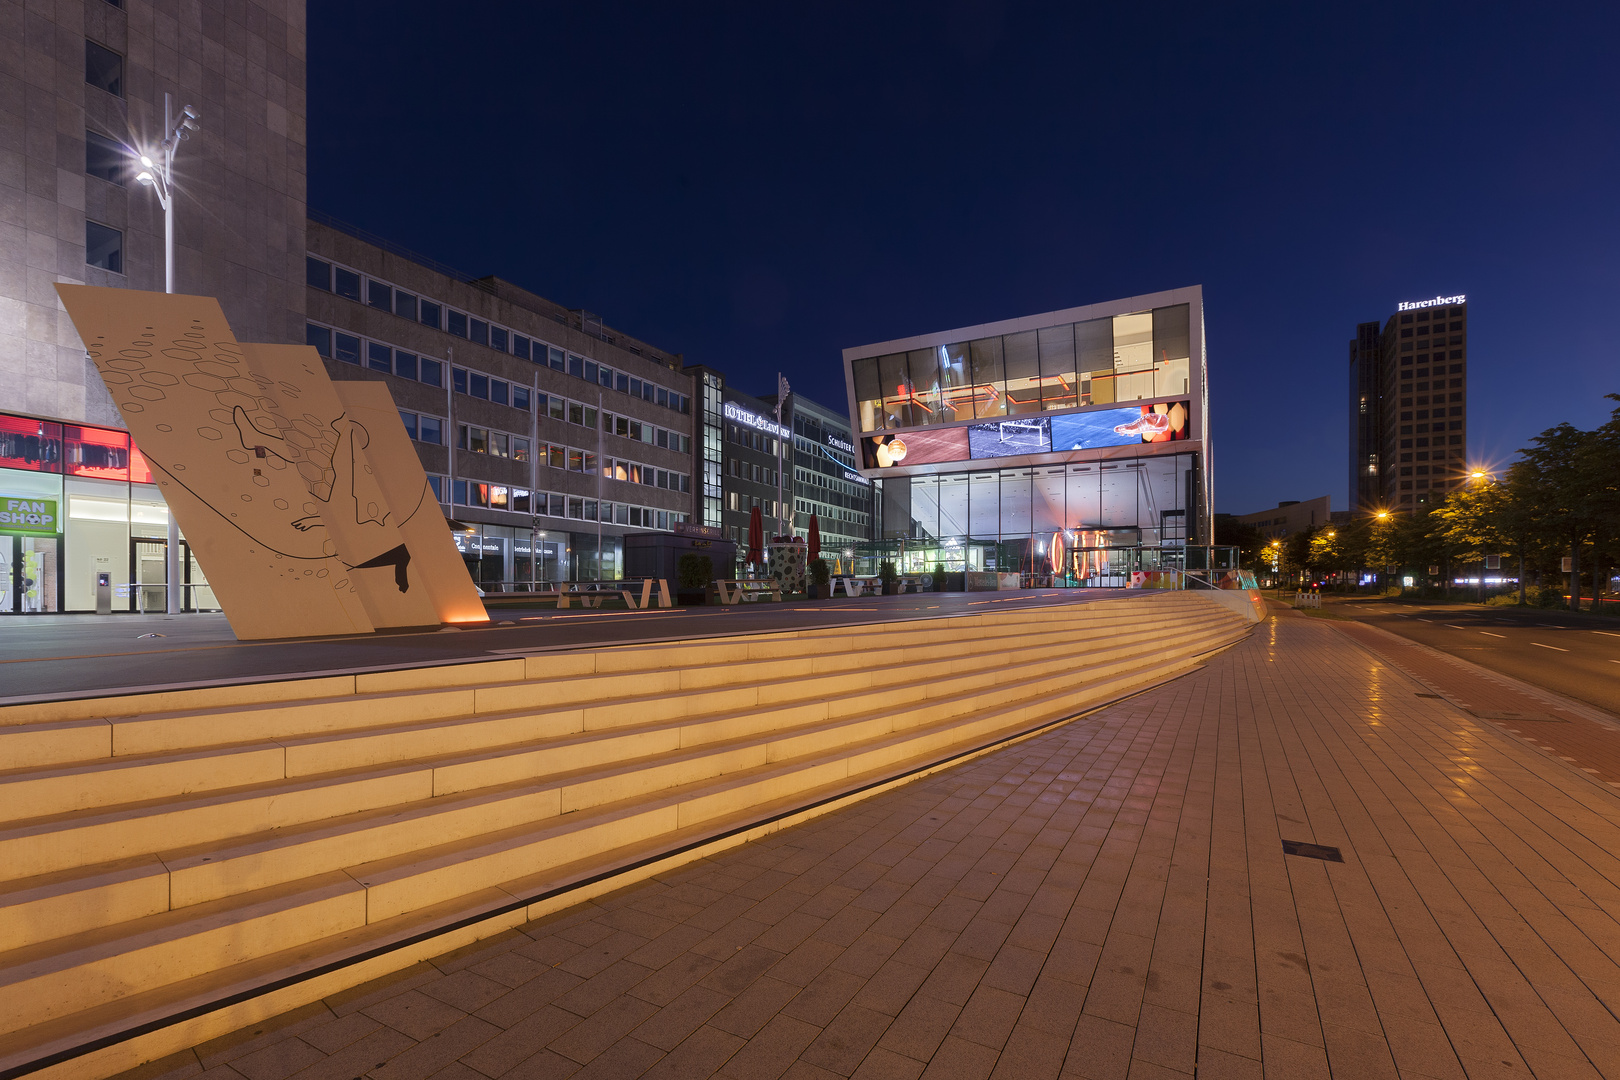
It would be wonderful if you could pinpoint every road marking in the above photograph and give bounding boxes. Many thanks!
[1595,631,1620,639]
[1447,624,1469,630]
[1480,631,1505,638]
[1532,642,1568,652]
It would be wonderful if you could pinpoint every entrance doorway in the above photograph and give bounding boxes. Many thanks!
[0,535,60,613]
[128,537,217,612]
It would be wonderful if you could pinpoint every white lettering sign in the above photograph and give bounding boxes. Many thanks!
[723,400,790,440]
[1397,294,1466,312]
[825,434,854,453]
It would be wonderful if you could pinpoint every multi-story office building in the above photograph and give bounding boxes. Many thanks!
[1,1,307,613]
[305,218,697,586]
[684,367,788,559]
[769,392,872,558]
[842,287,1211,581]
[1347,294,1469,513]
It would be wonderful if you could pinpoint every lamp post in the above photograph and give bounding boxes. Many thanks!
[135,93,200,616]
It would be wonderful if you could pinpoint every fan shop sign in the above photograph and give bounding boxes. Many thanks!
[0,496,58,536]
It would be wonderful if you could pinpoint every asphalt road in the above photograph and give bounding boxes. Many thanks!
[0,589,1128,705]
[1328,598,1620,717]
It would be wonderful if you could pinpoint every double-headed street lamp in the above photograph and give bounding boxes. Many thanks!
[134,93,199,615]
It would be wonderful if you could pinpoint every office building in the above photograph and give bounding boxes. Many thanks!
[766,391,872,559]
[684,367,787,558]
[1232,496,1331,541]
[305,218,697,586]
[842,286,1211,582]
[1,0,307,613]
[1347,294,1470,513]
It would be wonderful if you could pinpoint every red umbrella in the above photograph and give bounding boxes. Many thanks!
[746,504,764,567]
[807,514,821,563]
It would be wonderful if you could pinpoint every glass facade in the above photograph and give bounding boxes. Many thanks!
[843,289,1210,584]
[0,410,216,613]
[852,304,1191,432]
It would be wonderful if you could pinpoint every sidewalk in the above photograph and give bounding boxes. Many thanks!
[112,613,1620,1080]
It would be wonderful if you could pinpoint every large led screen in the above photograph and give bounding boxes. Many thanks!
[1050,400,1190,450]
[862,427,970,469]
[967,417,1052,460]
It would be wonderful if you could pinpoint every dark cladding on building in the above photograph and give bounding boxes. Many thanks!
[841,286,1211,581]
[1347,294,1470,514]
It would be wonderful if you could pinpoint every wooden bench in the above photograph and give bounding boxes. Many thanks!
[897,575,930,594]
[714,578,783,605]
[479,579,671,610]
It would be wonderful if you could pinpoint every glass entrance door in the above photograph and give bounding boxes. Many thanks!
[1,536,59,612]
[130,537,168,613]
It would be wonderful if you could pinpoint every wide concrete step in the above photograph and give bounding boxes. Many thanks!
[0,611,1238,885]
[0,619,1231,1037]
[0,607,1224,822]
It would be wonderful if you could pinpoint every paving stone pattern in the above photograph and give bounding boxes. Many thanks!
[120,616,1620,1080]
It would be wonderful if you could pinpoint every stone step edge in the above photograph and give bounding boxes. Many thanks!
[0,604,1208,774]
[0,629,1240,1080]
[0,606,1230,791]
[0,593,1188,727]
[0,617,1240,900]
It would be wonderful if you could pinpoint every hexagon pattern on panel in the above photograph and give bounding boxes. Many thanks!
[54,285,485,639]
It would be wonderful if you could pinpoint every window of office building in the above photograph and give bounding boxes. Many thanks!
[85,41,123,97]
[85,221,122,273]
[84,131,127,184]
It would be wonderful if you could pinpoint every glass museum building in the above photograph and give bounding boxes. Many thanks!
[841,286,1213,584]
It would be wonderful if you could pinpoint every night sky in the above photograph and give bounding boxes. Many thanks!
[308,4,1620,515]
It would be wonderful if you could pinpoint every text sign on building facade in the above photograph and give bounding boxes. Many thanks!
[0,496,58,536]
[722,401,790,440]
[1397,294,1466,312]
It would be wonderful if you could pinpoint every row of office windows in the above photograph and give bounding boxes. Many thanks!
[307,323,445,388]
[307,255,692,415]
[1398,308,1466,324]
[305,325,692,458]
[450,425,692,493]
[435,477,683,530]
[793,499,869,527]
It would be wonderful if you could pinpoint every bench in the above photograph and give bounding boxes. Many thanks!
[479,579,671,610]
[714,578,783,605]
[830,576,881,597]
[897,575,930,594]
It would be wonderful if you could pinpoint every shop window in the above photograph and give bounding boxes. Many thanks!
[63,425,129,480]
[0,416,63,472]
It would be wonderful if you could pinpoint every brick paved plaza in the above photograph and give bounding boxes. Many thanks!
[119,614,1620,1080]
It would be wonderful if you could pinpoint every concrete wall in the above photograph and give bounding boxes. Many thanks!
[2,0,307,427]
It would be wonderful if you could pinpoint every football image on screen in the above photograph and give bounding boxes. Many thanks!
[966,417,1052,460]
[1050,401,1189,450]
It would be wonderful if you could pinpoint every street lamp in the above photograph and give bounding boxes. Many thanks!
[135,93,199,616]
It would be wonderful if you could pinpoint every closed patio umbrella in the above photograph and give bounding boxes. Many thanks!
[807,514,821,564]
[746,504,764,567]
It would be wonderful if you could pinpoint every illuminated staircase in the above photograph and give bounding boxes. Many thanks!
[0,592,1248,1079]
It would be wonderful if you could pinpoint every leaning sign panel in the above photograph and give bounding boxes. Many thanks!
[56,285,485,639]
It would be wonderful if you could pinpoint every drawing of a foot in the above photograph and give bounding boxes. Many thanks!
[1113,412,1171,437]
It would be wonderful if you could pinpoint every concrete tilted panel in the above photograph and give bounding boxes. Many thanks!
[55,285,375,639]
[237,345,446,630]
[330,380,488,626]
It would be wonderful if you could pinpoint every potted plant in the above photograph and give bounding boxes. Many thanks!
[878,559,899,596]
[676,553,713,606]
[933,561,946,592]
[808,557,830,599]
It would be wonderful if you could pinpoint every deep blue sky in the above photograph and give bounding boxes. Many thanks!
[308,3,1620,515]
